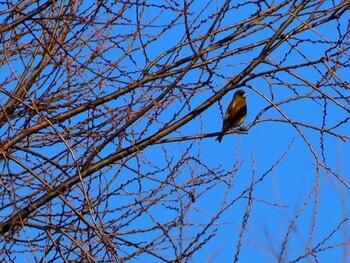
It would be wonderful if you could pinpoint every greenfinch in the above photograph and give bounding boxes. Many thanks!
[216,89,247,142]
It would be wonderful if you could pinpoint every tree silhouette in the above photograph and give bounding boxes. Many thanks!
[0,1,349,262]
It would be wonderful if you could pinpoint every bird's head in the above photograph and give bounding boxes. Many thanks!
[235,89,247,99]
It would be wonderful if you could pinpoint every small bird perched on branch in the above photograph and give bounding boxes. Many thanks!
[216,89,247,142]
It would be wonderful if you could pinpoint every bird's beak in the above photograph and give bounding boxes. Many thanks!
[243,93,248,98]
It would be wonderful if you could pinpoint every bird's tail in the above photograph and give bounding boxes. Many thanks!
[216,135,223,143]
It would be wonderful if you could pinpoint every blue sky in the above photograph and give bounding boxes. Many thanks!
[143,1,350,262]
[1,1,350,262]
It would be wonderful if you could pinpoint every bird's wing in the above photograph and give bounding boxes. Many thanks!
[225,97,238,119]
[224,98,247,128]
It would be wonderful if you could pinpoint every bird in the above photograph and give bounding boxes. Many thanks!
[216,89,247,142]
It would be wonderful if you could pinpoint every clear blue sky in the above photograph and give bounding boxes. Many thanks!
[2,1,350,262]
[137,1,350,262]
